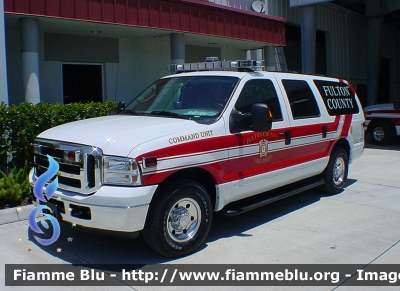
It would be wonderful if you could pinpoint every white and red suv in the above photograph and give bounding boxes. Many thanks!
[364,101,400,144]
[30,60,365,257]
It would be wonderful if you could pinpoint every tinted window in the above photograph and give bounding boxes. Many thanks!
[282,80,320,119]
[235,79,283,121]
[313,80,360,115]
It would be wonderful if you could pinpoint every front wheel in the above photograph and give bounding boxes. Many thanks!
[142,179,213,257]
[321,148,349,195]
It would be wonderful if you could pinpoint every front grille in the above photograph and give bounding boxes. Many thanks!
[32,139,103,195]
[36,156,81,175]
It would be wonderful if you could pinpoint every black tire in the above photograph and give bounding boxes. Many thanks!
[321,148,349,195]
[142,179,213,257]
[369,121,394,145]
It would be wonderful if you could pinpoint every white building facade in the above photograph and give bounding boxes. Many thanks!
[209,0,400,106]
[2,0,400,106]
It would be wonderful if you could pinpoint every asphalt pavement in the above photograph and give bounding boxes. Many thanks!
[1,140,400,291]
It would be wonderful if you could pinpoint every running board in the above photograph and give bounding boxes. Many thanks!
[221,179,325,216]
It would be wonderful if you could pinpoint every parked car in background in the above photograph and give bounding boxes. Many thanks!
[364,100,400,144]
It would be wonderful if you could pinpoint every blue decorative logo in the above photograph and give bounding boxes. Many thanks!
[33,155,59,202]
[28,155,61,246]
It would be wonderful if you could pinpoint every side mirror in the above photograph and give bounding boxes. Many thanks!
[117,101,126,113]
[252,103,272,132]
[229,109,251,133]
[229,103,272,133]
[108,101,125,115]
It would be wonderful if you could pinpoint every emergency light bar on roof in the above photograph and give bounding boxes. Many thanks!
[166,59,265,73]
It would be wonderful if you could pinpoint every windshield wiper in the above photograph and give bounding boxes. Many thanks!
[149,110,189,119]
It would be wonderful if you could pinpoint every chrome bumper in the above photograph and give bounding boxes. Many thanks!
[29,169,158,233]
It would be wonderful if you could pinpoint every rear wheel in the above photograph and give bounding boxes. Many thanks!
[370,121,394,145]
[321,148,349,194]
[142,179,213,257]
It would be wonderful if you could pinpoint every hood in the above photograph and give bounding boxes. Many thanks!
[38,115,199,156]
[364,103,394,112]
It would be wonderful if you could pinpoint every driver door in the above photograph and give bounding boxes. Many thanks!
[228,78,292,202]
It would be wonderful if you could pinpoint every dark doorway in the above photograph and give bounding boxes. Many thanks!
[315,31,327,75]
[284,25,302,72]
[377,58,390,104]
[356,84,367,108]
[284,24,326,75]
[62,64,103,104]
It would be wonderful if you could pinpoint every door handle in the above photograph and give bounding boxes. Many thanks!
[279,131,291,145]
[322,125,327,138]
[285,130,291,145]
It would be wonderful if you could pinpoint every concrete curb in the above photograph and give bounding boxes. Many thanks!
[0,204,35,225]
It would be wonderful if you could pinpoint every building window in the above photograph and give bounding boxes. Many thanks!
[62,64,103,104]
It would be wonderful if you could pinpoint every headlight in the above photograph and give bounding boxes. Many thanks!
[102,156,141,186]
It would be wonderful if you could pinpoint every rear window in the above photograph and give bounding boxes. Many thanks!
[314,80,360,115]
[282,80,320,120]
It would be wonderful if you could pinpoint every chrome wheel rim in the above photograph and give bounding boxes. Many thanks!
[372,127,385,142]
[333,156,345,186]
[167,197,201,242]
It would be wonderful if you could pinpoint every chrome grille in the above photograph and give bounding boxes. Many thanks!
[32,139,103,195]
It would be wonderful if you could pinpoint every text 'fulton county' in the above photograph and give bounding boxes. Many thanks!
[322,85,354,110]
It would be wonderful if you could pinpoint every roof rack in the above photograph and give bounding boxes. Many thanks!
[166,58,265,73]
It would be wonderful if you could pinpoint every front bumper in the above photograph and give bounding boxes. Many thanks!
[29,169,158,233]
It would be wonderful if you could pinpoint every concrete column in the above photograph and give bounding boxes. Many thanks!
[246,50,251,60]
[0,0,9,105]
[301,5,316,74]
[247,49,263,61]
[21,17,40,104]
[366,16,382,106]
[264,46,276,71]
[365,0,383,106]
[365,0,384,106]
[170,33,185,64]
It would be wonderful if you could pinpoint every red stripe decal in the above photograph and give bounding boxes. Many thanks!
[138,115,347,186]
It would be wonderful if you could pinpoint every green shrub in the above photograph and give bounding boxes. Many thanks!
[0,161,30,208]
[0,103,9,167]
[0,100,118,170]
[0,100,118,206]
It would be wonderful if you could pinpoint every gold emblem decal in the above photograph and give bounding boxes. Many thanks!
[259,139,268,157]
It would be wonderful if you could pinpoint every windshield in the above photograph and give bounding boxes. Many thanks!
[124,76,239,122]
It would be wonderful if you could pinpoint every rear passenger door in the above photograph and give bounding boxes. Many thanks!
[228,77,292,202]
[276,76,330,183]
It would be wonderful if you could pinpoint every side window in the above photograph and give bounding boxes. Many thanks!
[235,79,283,121]
[282,80,320,119]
